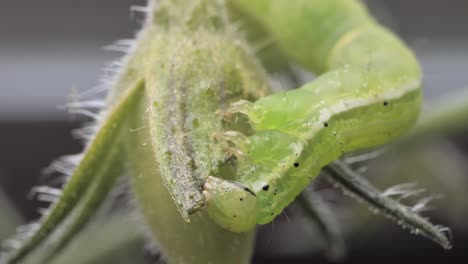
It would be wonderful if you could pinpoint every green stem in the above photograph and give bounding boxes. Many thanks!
[324,160,452,250]
[4,81,145,264]
[124,1,270,263]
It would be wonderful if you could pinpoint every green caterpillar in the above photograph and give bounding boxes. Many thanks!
[3,1,445,263]
[204,0,422,232]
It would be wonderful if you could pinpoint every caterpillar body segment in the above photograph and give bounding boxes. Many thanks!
[203,177,257,232]
[230,0,373,73]
[204,0,422,232]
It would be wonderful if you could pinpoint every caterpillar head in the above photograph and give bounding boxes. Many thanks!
[203,176,257,232]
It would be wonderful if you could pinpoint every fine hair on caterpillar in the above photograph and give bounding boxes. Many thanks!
[204,0,423,232]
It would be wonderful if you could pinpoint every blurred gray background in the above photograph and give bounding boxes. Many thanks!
[1,0,145,120]
[0,0,467,120]
[0,0,467,263]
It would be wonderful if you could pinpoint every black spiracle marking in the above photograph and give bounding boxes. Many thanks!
[293,162,300,168]
[262,185,270,191]
[383,100,388,106]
